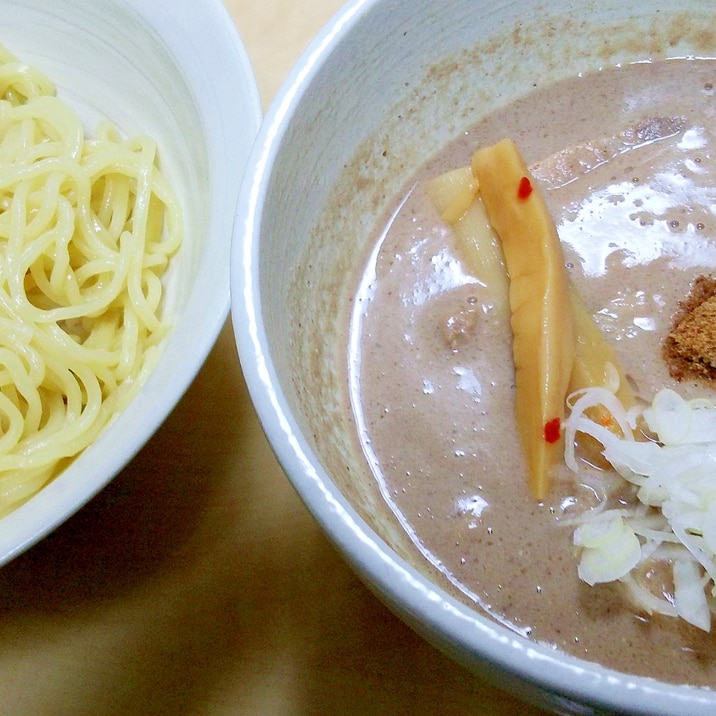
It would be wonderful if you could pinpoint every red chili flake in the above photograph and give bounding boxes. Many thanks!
[517,176,533,200]
[544,417,561,444]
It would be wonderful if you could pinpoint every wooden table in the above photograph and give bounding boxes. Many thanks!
[0,2,548,714]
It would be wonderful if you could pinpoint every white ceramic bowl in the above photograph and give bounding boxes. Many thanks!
[0,0,261,565]
[232,0,716,713]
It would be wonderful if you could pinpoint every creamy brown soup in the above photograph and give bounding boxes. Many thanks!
[346,58,716,685]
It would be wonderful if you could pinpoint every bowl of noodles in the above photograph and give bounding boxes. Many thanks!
[0,0,261,564]
[233,0,716,713]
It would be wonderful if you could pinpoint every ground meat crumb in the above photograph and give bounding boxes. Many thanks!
[442,304,479,351]
[663,275,716,381]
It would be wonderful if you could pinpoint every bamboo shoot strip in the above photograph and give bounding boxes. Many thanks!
[429,142,637,497]
[472,138,575,499]
[425,168,509,318]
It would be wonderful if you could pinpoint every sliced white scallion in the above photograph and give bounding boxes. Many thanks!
[573,512,641,585]
[674,559,711,631]
[565,386,716,631]
[644,389,716,446]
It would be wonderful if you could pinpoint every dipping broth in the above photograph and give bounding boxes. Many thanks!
[346,58,716,684]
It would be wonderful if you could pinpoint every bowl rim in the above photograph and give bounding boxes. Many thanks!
[231,0,716,713]
[0,0,262,566]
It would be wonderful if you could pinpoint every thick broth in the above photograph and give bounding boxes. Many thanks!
[347,59,716,684]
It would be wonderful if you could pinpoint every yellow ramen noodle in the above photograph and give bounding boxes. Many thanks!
[0,46,182,517]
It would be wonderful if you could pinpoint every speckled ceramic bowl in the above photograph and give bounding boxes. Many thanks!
[0,0,261,565]
[232,0,716,713]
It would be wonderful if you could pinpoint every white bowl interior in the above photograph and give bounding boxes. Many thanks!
[234,0,716,713]
[0,0,261,564]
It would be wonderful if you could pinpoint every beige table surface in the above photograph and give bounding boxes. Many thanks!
[0,2,549,714]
